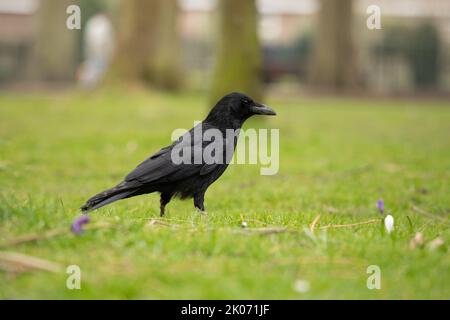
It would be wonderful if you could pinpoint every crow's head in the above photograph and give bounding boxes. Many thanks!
[206,92,276,127]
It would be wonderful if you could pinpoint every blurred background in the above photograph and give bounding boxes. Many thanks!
[0,0,449,100]
[1,1,450,299]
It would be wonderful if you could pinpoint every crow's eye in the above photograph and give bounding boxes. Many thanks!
[242,99,251,105]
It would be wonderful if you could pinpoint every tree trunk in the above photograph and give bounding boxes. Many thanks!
[107,0,181,90]
[310,0,355,90]
[210,0,262,104]
[32,0,79,82]
[151,0,181,90]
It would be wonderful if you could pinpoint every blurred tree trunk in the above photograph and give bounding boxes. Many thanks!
[310,0,355,90]
[31,0,78,81]
[210,0,262,104]
[152,0,181,90]
[107,0,181,90]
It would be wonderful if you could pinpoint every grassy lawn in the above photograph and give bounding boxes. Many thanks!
[0,90,449,299]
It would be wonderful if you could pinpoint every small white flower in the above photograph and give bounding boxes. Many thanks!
[293,280,310,293]
[384,215,394,234]
[241,221,248,228]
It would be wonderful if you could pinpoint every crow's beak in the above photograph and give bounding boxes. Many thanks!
[250,103,277,116]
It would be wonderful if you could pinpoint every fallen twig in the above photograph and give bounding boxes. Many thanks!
[0,222,112,249]
[0,251,63,273]
[319,219,380,230]
[309,215,321,234]
[147,219,180,228]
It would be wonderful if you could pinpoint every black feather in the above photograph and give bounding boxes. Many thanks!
[80,92,276,215]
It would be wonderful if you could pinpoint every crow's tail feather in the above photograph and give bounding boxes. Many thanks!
[81,182,137,212]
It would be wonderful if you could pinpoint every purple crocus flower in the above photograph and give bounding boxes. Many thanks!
[71,215,90,234]
[377,199,384,215]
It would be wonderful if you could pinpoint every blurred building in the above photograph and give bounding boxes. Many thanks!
[1,0,449,93]
[180,0,450,93]
[0,0,38,83]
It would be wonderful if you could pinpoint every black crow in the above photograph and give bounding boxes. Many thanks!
[81,92,276,216]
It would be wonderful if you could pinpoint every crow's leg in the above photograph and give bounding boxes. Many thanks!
[160,193,172,217]
[194,192,207,215]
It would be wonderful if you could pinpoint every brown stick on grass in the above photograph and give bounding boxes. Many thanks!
[0,222,112,249]
[309,215,321,233]
[319,219,380,230]
[0,251,63,273]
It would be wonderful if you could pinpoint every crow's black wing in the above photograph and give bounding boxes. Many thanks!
[124,124,225,185]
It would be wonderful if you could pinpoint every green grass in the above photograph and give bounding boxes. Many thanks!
[0,90,449,299]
